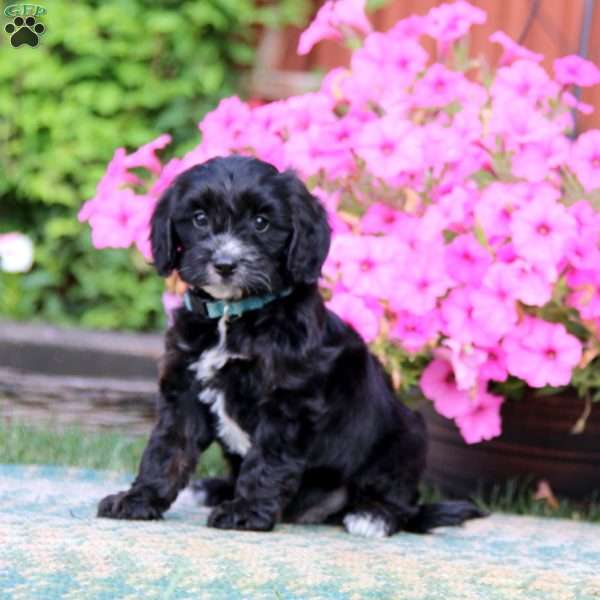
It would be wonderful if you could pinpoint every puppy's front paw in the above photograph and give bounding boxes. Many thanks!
[207,498,275,531]
[97,490,162,520]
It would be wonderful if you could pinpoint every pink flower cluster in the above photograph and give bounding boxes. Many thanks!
[80,1,600,444]
[78,135,172,259]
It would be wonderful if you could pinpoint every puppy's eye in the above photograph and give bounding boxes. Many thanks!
[254,215,269,232]
[193,210,209,229]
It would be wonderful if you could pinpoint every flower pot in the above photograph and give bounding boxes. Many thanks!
[421,392,600,500]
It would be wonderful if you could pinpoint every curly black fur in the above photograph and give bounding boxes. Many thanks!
[98,156,485,536]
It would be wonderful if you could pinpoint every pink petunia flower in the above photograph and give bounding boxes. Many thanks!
[554,55,600,87]
[483,262,519,307]
[421,124,470,179]
[469,287,519,342]
[355,115,424,180]
[320,66,358,104]
[442,338,487,391]
[502,317,582,388]
[387,15,426,40]
[489,31,542,65]
[478,345,509,382]
[123,134,171,175]
[475,182,525,244]
[430,185,476,234]
[491,60,558,105]
[298,0,372,55]
[390,308,440,353]
[150,157,185,198]
[178,142,228,173]
[413,63,464,107]
[327,291,381,342]
[389,245,452,316]
[420,358,475,418]
[337,235,404,298]
[79,148,142,223]
[569,130,600,192]
[570,200,600,235]
[489,99,561,147]
[511,196,576,267]
[424,1,486,50]
[198,96,252,149]
[352,34,428,93]
[455,391,503,444]
[323,234,356,283]
[566,267,600,321]
[359,202,406,234]
[312,187,351,235]
[285,125,352,178]
[511,135,570,182]
[564,201,600,270]
[422,355,504,443]
[280,93,337,134]
[505,258,556,307]
[441,286,515,346]
[567,238,600,274]
[239,131,288,173]
[87,189,154,255]
[312,187,340,214]
[439,289,478,343]
[445,233,492,285]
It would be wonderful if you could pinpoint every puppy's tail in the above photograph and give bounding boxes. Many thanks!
[405,500,487,533]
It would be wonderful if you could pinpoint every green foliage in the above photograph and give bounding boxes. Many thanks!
[571,357,600,404]
[0,0,307,330]
[475,478,600,522]
[422,478,600,522]
[0,420,227,477]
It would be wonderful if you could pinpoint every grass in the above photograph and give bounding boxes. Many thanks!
[422,477,600,523]
[1,420,599,522]
[0,420,227,477]
[476,478,600,522]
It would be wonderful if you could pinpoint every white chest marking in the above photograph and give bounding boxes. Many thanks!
[190,316,251,457]
[191,316,236,381]
[199,387,252,457]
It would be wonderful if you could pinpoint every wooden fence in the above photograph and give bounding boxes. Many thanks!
[250,0,600,131]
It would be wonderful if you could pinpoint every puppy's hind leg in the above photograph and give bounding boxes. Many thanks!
[344,425,485,537]
[343,429,426,538]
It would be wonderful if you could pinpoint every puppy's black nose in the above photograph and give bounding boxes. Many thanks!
[214,259,237,277]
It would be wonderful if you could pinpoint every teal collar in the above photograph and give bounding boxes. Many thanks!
[183,288,293,319]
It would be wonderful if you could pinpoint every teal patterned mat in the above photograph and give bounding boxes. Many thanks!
[1,464,599,599]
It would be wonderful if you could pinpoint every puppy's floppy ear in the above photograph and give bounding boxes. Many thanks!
[285,174,332,285]
[150,186,179,277]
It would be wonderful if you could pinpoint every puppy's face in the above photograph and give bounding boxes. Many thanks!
[150,156,331,299]
[166,161,291,299]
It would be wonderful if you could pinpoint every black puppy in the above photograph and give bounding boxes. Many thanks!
[98,155,483,537]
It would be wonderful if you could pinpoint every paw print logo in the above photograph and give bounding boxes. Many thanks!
[5,15,45,48]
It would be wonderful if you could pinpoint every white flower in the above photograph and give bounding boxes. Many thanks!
[0,233,34,273]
